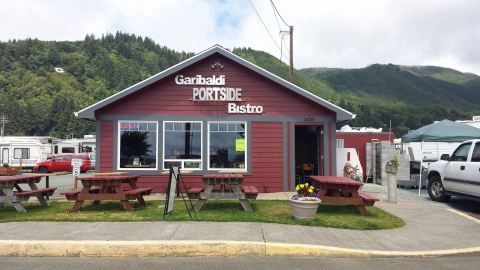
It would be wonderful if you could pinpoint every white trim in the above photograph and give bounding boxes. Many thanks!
[162,121,203,171]
[207,121,248,172]
[117,120,158,171]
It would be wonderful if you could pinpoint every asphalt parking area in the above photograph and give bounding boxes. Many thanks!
[390,186,480,222]
[444,197,480,220]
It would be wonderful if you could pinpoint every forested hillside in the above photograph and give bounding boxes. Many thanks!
[301,65,480,135]
[0,32,479,138]
[0,33,192,138]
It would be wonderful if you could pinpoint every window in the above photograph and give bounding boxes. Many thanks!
[163,121,202,170]
[472,143,480,162]
[62,147,75,153]
[450,143,471,162]
[118,121,158,170]
[13,148,30,159]
[54,145,58,154]
[208,122,247,170]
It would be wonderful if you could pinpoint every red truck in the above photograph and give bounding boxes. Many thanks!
[33,154,92,173]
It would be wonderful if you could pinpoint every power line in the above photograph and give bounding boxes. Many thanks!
[270,0,290,27]
[270,0,282,32]
[270,0,289,61]
[248,0,282,52]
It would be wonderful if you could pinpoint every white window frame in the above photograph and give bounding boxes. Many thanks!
[207,121,248,172]
[117,120,158,171]
[162,121,203,171]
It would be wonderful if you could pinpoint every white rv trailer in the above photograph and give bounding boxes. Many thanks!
[456,115,480,129]
[52,135,96,155]
[401,141,462,163]
[0,136,54,169]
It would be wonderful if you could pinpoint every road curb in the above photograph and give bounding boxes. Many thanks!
[1,240,480,258]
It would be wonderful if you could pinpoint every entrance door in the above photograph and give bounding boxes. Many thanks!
[1,148,9,165]
[443,142,471,193]
[295,125,322,186]
[464,142,480,196]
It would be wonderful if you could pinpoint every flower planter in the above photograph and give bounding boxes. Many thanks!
[385,165,398,174]
[0,167,20,176]
[290,198,321,221]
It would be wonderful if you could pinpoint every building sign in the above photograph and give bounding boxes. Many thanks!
[192,87,242,101]
[175,74,264,114]
[175,75,225,86]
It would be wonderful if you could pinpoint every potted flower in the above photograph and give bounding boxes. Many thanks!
[385,155,399,174]
[290,183,321,221]
[343,162,362,181]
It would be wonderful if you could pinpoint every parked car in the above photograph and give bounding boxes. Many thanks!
[88,153,96,168]
[427,139,480,202]
[33,154,92,173]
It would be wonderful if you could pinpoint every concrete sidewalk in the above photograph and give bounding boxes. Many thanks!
[0,196,479,257]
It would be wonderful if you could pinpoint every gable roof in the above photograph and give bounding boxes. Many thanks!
[76,45,354,122]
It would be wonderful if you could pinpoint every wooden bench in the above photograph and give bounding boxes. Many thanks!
[187,187,203,199]
[61,187,102,201]
[14,188,57,201]
[242,185,259,200]
[61,190,81,201]
[124,187,152,200]
[358,191,379,206]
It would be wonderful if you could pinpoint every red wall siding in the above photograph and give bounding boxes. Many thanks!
[99,54,334,117]
[132,122,285,193]
[99,120,114,172]
[245,122,284,192]
[336,132,393,178]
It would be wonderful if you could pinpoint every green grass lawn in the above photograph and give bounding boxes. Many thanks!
[0,200,404,230]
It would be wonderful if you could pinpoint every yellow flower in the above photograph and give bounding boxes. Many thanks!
[299,184,304,189]
[305,183,309,187]
[295,186,300,191]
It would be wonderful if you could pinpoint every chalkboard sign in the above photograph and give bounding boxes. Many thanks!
[165,166,179,215]
[164,166,194,218]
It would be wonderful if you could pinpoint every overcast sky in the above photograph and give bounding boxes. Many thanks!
[1,0,479,74]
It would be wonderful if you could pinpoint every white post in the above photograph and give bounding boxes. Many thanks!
[418,140,423,196]
[387,171,397,203]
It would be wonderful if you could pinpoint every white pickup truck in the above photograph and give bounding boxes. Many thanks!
[427,139,480,202]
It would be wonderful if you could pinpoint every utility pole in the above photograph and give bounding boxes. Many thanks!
[0,114,8,138]
[289,25,294,83]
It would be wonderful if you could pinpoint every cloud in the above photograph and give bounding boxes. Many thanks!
[1,0,479,74]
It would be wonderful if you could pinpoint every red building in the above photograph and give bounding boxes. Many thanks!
[336,131,394,178]
[77,46,353,192]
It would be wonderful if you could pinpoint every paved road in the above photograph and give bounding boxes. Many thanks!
[1,254,479,270]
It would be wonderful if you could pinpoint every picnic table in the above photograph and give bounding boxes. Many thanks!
[189,173,258,212]
[0,175,56,212]
[310,176,378,216]
[62,175,152,212]
[28,172,67,200]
